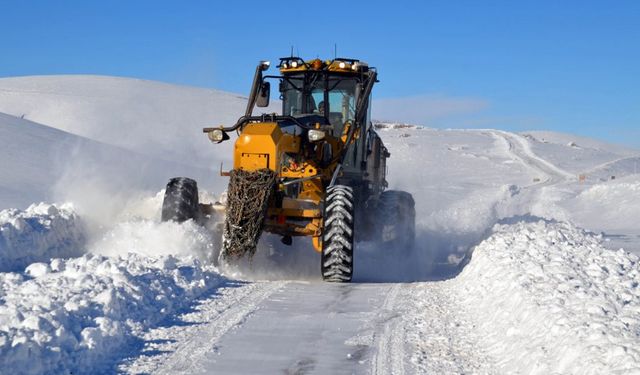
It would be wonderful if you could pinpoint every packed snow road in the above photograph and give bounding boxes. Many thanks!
[123,275,488,375]
[153,282,410,375]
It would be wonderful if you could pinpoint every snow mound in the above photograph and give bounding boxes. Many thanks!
[0,203,85,272]
[455,219,640,373]
[425,184,519,233]
[576,179,640,218]
[0,253,226,375]
[565,176,640,233]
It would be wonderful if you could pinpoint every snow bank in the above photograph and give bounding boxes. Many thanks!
[0,253,226,375]
[571,178,640,231]
[0,203,85,272]
[424,184,519,234]
[454,219,640,373]
[0,198,229,373]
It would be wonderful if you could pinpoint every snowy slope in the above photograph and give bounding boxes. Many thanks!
[0,75,282,212]
[0,113,74,208]
[0,112,215,212]
[0,76,639,374]
[0,75,279,167]
[522,130,639,176]
[380,126,640,260]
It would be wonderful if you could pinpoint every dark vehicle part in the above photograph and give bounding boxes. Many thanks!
[161,177,200,223]
[376,191,416,250]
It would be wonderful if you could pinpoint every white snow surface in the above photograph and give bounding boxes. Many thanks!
[0,75,279,168]
[0,203,84,272]
[0,75,278,210]
[0,75,639,373]
[569,176,640,232]
[453,219,640,373]
[0,111,214,211]
[0,195,227,374]
[0,252,225,375]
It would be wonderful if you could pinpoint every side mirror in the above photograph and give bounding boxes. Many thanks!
[256,82,270,107]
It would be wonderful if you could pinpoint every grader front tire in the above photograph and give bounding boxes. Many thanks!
[321,185,355,282]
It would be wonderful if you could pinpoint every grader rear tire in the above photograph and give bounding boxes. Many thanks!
[321,185,355,282]
[376,190,415,249]
[161,177,200,223]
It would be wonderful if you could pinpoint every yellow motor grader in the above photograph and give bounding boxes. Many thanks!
[161,57,415,282]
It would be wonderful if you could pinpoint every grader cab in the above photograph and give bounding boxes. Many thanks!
[161,57,415,282]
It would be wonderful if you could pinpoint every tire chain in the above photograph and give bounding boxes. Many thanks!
[222,168,277,259]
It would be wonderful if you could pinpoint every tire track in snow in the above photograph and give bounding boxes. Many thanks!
[490,130,573,187]
[157,281,286,374]
[126,280,287,375]
[372,284,406,375]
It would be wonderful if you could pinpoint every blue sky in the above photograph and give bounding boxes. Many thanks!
[1,1,639,147]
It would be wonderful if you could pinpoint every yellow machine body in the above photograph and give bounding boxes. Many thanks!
[234,122,298,171]
[233,122,335,251]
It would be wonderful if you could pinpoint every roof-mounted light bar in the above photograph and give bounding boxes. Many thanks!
[278,57,307,71]
[278,57,370,74]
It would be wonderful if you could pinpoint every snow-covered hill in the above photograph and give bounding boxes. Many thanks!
[0,75,284,214]
[0,75,639,374]
[0,112,215,210]
[0,75,278,167]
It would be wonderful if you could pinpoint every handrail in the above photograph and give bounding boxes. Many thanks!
[203,114,312,133]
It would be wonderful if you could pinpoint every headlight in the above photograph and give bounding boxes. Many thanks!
[208,129,228,143]
[291,61,298,68]
[338,61,346,69]
[308,129,326,142]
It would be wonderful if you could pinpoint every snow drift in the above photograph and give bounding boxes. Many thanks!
[0,200,229,374]
[570,176,640,232]
[453,219,640,373]
[0,203,85,272]
[0,252,226,375]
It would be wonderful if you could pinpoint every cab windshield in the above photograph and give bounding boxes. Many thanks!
[281,74,357,134]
